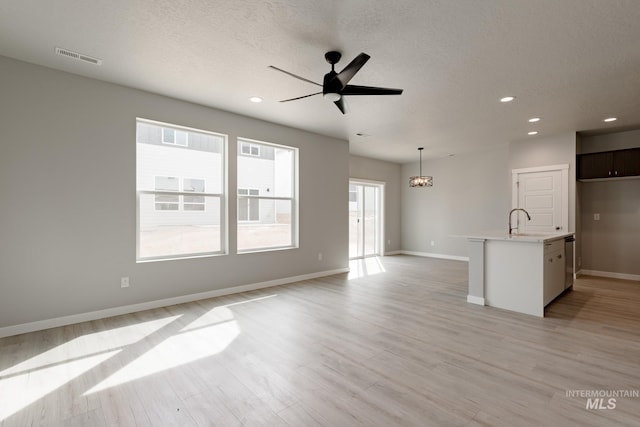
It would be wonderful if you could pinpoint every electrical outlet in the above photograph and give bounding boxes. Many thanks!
[387,240,391,246]
[594,213,600,221]
[318,252,323,261]
[578,257,582,267]
[121,277,130,288]
[430,240,435,247]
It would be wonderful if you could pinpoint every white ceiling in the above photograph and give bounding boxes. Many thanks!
[1,0,640,163]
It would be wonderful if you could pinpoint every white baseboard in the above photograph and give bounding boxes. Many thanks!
[579,269,640,282]
[467,295,485,305]
[384,250,403,256]
[400,250,469,262]
[0,267,349,339]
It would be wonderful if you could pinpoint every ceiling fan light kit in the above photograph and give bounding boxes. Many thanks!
[323,92,341,102]
[269,51,403,114]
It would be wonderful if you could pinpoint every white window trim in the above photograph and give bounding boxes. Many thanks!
[237,137,298,253]
[136,118,228,262]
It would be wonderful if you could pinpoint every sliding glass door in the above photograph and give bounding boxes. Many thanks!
[349,181,383,259]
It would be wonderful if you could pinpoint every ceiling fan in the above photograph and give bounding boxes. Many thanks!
[269,51,403,114]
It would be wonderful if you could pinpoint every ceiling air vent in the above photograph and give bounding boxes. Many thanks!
[55,47,103,66]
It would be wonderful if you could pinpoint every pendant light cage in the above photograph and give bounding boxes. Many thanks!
[409,147,433,187]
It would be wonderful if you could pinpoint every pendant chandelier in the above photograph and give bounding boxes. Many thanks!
[409,147,433,187]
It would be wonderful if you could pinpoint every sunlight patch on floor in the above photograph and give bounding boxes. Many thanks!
[348,257,387,279]
[224,294,277,307]
[0,316,182,421]
[0,315,180,378]
[0,350,119,422]
[1,296,279,414]
[84,310,243,395]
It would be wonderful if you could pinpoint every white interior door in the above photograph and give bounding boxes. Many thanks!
[512,165,569,234]
[349,181,383,259]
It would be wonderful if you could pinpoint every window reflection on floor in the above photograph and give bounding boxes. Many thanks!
[348,257,387,280]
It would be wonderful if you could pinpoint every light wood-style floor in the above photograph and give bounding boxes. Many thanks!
[1,255,639,426]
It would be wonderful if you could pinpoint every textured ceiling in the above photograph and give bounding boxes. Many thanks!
[1,0,640,163]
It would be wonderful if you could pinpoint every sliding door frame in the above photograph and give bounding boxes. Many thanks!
[349,178,385,259]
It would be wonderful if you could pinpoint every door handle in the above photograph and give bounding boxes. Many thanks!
[555,226,560,230]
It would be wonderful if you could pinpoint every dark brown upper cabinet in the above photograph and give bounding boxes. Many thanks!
[577,147,640,180]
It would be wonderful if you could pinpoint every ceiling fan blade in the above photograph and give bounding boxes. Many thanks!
[334,97,347,114]
[336,53,370,88]
[279,92,322,102]
[341,85,403,96]
[268,65,322,87]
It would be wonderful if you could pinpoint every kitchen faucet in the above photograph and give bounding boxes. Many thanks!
[509,208,531,235]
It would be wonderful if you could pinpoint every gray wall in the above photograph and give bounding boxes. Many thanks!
[508,132,577,232]
[580,180,640,276]
[579,129,640,154]
[349,155,402,253]
[400,132,578,259]
[0,55,349,328]
[578,129,640,276]
[401,147,510,257]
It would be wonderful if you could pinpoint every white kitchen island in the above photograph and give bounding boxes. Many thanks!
[465,231,574,317]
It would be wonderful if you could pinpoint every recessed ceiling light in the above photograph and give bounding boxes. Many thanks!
[603,117,617,122]
[528,131,538,136]
[500,96,515,103]
[528,117,540,123]
[249,96,263,103]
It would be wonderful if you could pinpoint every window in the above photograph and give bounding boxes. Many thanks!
[162,127,188,146]
[183,178,205,211]
[240,141,260,156]
[153,177,205,211]
[155,176,179,210]
[238,188,260,221]
[348,185,358,203]
[237,138,297,252]
[137,119,226,261]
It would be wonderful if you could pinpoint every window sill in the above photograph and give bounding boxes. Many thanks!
[136,251,227,263]
[237,245,298,255]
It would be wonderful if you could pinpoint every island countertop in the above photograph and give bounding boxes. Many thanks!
[464,230,575,317]
[463,230,574,243]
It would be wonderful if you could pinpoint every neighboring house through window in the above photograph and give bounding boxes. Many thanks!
[240,141,260,156]
[154,176,179,210]
[237,137,298,252]
[136,119,226,261]
[183,178,205,211]
[238,188,260,221]
[162,127,188,146]
[154,176,206,211]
